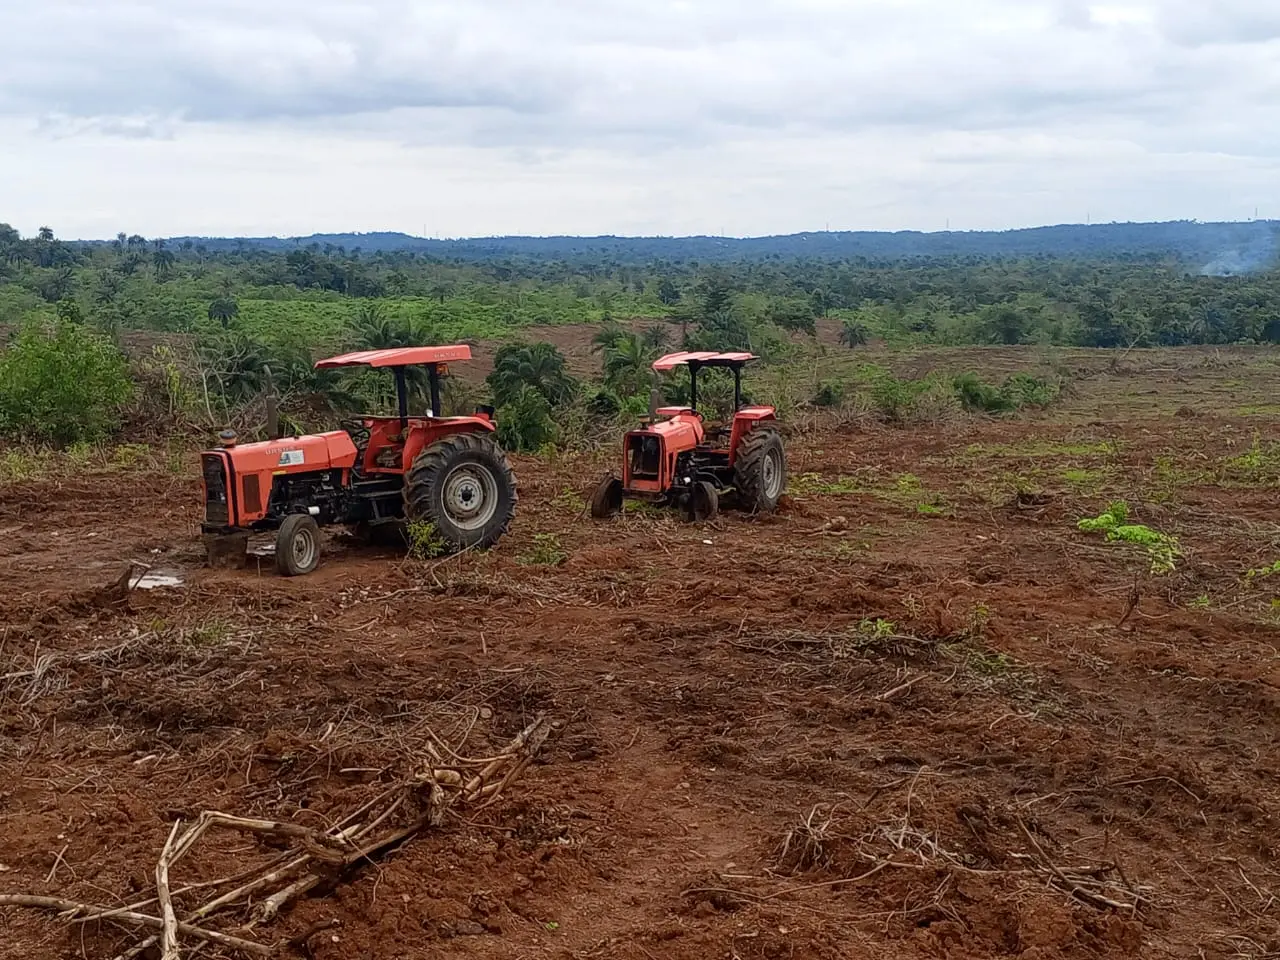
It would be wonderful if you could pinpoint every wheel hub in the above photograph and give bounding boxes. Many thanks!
[763,449,782,499]
[442,464,499,531]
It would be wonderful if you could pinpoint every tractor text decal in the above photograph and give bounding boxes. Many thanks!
[277,449,305,467]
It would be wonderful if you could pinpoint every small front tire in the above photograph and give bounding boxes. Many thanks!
[276,514,321,576]
[684,480,719,522]
[590,476,623,519]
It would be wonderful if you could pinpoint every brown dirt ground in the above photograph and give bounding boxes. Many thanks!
[2,346,1280,959]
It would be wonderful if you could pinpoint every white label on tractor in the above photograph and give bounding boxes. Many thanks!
[278,449,305,467]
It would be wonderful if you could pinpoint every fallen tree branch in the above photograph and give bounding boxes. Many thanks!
[0,895,272,956]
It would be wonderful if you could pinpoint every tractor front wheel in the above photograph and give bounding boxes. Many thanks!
[734,427,786,513]
[590,476,623,519]
[404,433,517,549]
[276,514,321,576]
[684,480,719,522]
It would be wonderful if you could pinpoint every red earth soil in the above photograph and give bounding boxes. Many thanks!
[1,346,1279,959]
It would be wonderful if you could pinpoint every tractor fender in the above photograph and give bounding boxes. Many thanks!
[728,407,777,463]
[401,417,497,472]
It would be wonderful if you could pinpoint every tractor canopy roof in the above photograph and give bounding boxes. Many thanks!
[315,345,472,370]
[651,351,758,372]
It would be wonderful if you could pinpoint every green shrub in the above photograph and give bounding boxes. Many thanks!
[496,384,557,452]
[953,372,1013,413]
[0,320,133,445]
[406,519,447,559]
[812,379,845,408]
[1077,500,1180,574]
[952,372,1060,414]
[488,342,578,408]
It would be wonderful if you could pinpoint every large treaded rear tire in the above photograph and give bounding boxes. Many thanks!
[734,426,786,514]
[403,433,517,550]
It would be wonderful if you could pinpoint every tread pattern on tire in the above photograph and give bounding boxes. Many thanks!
[403,432,518,549]
[734,425,785,514]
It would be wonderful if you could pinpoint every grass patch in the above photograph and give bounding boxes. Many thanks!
[518,532,568,566]
[963,439,1119,461]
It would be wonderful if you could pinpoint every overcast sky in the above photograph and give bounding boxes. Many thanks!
[2,0,1278,240]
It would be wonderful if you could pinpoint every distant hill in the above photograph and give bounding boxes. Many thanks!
[152,219,1279,273]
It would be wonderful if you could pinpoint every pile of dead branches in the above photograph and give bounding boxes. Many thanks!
[0,714,552,958]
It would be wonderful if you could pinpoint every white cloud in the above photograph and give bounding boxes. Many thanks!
[1,0,1277,237]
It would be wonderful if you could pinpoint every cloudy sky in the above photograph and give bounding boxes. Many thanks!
[2,0,1278,240]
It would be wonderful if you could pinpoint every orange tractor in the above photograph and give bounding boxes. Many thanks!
[200,345,517,576]
[590,351,785,521]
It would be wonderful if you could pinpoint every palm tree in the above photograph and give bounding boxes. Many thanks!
[208,296,240,328]
[590,318,627,355]
[838,319,869,348]
[153,249,176,281]
[487,342,577,407]
[603,333,657,399]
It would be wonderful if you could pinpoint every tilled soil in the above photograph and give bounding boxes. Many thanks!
[2,347,1280,959]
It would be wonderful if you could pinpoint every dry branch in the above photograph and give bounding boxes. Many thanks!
[0,713,554,958]
[0,895,272,956]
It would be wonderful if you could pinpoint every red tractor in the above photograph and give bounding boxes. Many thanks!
[200,345,517,576]
[590,351,785,521]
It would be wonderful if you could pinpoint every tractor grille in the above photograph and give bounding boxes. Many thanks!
[202,454,229,525]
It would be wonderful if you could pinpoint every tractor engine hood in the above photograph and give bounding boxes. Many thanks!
[208,431,359,473]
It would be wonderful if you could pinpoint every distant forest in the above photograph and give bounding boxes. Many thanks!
[147,219,1278,274]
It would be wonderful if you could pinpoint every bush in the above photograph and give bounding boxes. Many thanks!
[953,373,1014,413]
[0,320,133,445]
[812,379,845,408]
[496,384,557,452]
[952,372,1061,414]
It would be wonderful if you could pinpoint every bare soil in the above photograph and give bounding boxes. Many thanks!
[2,346,1280,959]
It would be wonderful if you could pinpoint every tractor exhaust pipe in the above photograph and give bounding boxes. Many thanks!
[263,364,280,440]
[648,371,660,422]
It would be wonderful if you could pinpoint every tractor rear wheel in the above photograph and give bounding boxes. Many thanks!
[276,514,321,576]
[734,427,786,513]
[404,433,517,549]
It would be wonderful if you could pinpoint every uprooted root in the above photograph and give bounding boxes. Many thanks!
[0,714,554,958]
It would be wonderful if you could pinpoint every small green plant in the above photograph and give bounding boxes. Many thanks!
[1077,500,1181,574]
[1188,594,1211,610]
[519,532,567,566]
[916,502,946,516]
[406,520,448,560]
[0,448,47,482]
[551,487,587,512]
[1245,560,1280,582]
[965,602,991,640]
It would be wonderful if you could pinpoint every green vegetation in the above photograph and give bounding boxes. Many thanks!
[1077,500,1181,574]
[0,319,133,445]
[406,520,448,560]
[518,533,568,566]
[3,220,1279,449]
